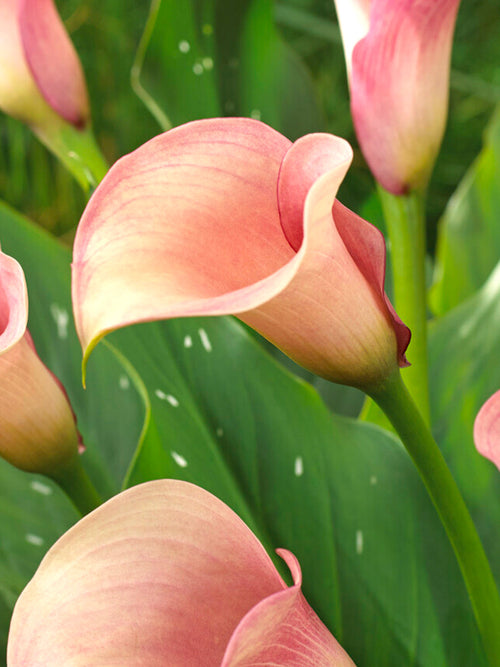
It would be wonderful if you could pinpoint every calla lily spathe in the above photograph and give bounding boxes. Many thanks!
[0,249,81,476]
[0,0,89,129]
[72,118,409,392]
[474,390,500,472]
[7,479,356,666]
[333,0,461,194]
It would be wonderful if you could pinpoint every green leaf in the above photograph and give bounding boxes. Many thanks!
[431,105,500,315]
[135,0,323,136]
[0,203,489,666]
[429,261,500,576]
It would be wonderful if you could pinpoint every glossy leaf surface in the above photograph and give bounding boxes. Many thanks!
[0,201,491,666]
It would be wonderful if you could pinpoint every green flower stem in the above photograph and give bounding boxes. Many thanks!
[369,371,500,666]
[51,458,102,517]
[35,122,109,192]
[378,186,430,425]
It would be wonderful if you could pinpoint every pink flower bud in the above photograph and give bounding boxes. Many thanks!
[0,0,89,130]
[334,0,461,194]
[0,249,81,476]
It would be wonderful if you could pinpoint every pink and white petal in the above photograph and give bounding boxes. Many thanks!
[474,390,500,471]
[332,0,371,78]
[222,549,356,666]
[72,117,295,362]
[0,250,28,353]
[19,0,89,127]
[332,201,410,366]
[277,133,354,251]
[0,332,80,475]
[8,480,286,666]
[351,0,461,193]
[0,0,42,122]
[243,134,407,388]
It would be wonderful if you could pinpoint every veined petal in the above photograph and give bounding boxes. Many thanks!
[349,0,461,193]
[8,480,353,666]
[222,549,356,666]
[73,118,409,389]
[474,390,500,471]
[73,118,294,362]
[19,0,89,127]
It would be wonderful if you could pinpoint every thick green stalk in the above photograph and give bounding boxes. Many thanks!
[51,458,102,517]
[379,186,430,424]
[369,371,500,666]
[35,122,109,192]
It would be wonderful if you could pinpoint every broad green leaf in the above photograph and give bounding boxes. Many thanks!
[111,314,485,666]
[0,204,489,666]
[431,105,500,315]
[429,260,500,574]
[136,0,323,136]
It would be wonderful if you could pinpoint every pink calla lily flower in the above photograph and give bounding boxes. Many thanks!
[0,249,82,476]
[0,0,89,129]
[473,390,500,471]
[72,118,410,391]
[8,479,356,666]
[333,0,461,194]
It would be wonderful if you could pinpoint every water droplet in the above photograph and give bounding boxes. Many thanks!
[356,530,364,555]
[155,389,179,407]
[294,456,304,477]
[119,375,130,390]
[25,534,44,546]
[30,480,52,496]
[171,451,188,467]
[202,24,213,36]
[250,109,261,121]
[202,57,214,71]
[178,40,190,54]
[50,304,69,339]
[184,335,193,348]
[198,328,212,352]
[192,62,204,76]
